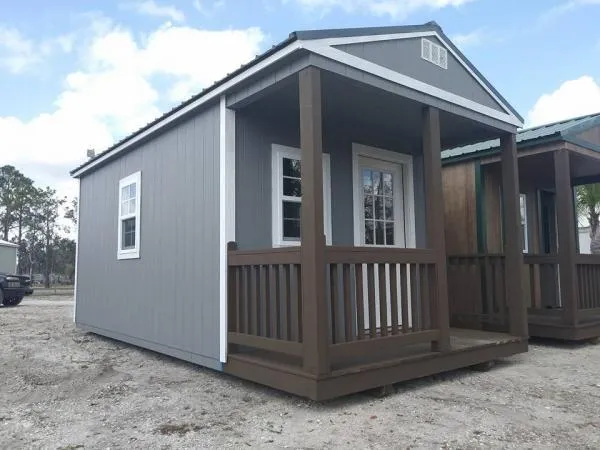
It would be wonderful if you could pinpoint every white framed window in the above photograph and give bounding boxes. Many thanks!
[271,144,332,247]
[117,171,141,260]
[520,193,528,253]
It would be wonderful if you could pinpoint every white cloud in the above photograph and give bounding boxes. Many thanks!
[0,26,76,74]
[288,0,476,18]
[0,17,265,204]
[527,76,600,127]
[0,26,40,73]
[122,0,186,22]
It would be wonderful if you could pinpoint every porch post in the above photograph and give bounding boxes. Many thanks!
[500,133,528,337]
[422,106,451,352]
[554,149,579,327]
[298,66,329,376]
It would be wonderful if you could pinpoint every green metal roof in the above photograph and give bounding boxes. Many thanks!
[442,112,600,162]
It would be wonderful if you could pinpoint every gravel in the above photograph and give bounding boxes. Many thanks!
[1,296,600,449]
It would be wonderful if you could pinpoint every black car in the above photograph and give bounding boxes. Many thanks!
[0,273,33,306]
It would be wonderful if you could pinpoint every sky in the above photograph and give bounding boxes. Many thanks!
[1,0,600,202]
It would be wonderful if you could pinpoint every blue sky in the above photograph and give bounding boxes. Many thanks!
[1,0,599,200]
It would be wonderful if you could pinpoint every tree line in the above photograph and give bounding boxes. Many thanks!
[0,165,76,286]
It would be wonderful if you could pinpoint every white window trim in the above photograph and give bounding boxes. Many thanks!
[520,193,529,253]
[271,144,332,247]
[352,143,416,248]
[117,171,141,260]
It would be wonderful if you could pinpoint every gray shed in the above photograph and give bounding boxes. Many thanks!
[0,240,18,274]
[71,22,528,399]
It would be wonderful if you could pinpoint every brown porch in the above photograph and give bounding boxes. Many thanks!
[224,66,527,400]
[446,144,600,341]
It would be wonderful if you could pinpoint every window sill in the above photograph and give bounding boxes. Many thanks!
[117,250,140,260]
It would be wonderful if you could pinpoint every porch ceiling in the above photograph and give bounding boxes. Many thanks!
[239,70,508,153]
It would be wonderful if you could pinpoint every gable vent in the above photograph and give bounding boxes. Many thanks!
[421,38,447,69]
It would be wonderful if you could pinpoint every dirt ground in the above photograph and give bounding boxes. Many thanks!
[1,297,600,449]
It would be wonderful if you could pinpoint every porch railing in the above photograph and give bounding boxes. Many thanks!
[523,254,559,311]
[227,243,442,369]
[325,247,439,365]
[446,254,508,332]
[227,245,303,358]
[575,255,600,312]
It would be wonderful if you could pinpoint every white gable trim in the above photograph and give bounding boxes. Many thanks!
[305,42,522,127]
[307,31,520,125]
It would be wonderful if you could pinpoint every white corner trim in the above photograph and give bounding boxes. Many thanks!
[271,144,332,247]
[73,179,81,323]
[72,41,304,178]
[351,143,416,248]
[306,42,522,128]
[219,95,236,364]
[117,171,141,260]
[306,31,521,126]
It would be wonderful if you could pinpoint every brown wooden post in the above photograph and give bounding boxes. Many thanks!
[500,133,528,337]
[554,149,579,327]
[298,66,329,376]
[422,106,451,352]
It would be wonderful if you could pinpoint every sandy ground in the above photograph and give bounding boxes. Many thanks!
[1,297,600,449]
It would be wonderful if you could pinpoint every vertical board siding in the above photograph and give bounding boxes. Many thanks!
[235,105,426,249]
[76,103,222,369]
[335,37,505,113]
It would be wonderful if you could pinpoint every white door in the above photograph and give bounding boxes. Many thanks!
[357,156,406,248]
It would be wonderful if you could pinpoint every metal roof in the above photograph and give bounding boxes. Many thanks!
[442,112,600,161]
[71,21,523,177]
[0,239,18,248]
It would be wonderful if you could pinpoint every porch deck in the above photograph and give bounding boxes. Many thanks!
[225,328,525,400]
[447,253,600,342]
[225,244,526,400]
[528,308,600,341]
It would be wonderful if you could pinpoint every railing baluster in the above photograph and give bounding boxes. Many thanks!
[367,264,377,338]
[378,263,388,337]
[252,265,260,336]
[484,257,494,322]
[528,263,536,309]
[355,264,365,340]
[410,263,419,332]
[243,265,250,334]
[273,265,281,339]
[283,264,292,341]
[296,264,303,342]
[342,264,352,342]
[389,263,399,335]
[419,263,430,330]
[400,264,409,334]
[264,265,271,338]
[330,264,339,344]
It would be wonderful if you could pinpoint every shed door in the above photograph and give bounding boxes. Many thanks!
[357,157,406,248]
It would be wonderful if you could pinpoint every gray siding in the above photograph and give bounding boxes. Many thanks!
[235,108,426,250]
[76,103,222,370]
[0,245,17,274]
[335,37,505,114]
